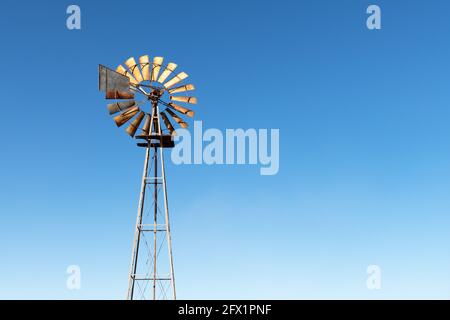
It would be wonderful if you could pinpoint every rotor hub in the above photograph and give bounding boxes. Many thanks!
[148,88,164,103]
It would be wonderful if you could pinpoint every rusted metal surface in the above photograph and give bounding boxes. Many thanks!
[126,111,145,137]
[168,84,195,94]
[125,57,144,83]
[113,106,140,127]
[139,55,151,81]
[163,71,188,89]
[165,108,188,128]
[167,103,194,118]
[160,111,176,135]
[157,62,177,83]
[105,90,135,99]
[107,100,136,115]
[116,64,139,85]
[151,57,164,81]
[170,96,197,104]
[99,64,130,92]
[141,114,151,135]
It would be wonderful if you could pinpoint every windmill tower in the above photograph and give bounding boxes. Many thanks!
[98,55,197,300]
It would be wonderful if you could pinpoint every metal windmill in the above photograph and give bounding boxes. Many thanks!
[98,55,197,300]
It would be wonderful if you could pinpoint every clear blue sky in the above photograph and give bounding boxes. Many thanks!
[1,0,450,299]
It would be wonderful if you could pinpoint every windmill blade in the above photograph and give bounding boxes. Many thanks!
[157,63,177,84]
[116,64,139,85]
[125,57,144,83]
[106,91,135,99]
[125,111,145,137]
[166,108,188,129]
[113,106,140,127]
[107,100,136,115]
[160,111,176,135]
[168,84,195,94]
[139,55,151,81]
[151,57,164,81]
[170,96,198,105]
[99,64,130,92]
[163,72,188,89]
[141,114,151,135]
[168,103,194,118]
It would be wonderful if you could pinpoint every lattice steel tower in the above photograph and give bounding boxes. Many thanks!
[98,55,197,300]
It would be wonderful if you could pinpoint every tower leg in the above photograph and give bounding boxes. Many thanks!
[127,146,150,300]
[159,141,176,299]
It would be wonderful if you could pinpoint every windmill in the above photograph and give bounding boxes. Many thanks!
[98,55,197,300]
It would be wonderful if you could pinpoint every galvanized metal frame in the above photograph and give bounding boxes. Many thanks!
[126,86,176,300]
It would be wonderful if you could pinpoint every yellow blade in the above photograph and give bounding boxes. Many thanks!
[163,72,188,88]
[116,65,139,85]
[160,111,176,135]
[166,108,188,129]
[139,55,151,81]
[107,100,136,115]
[105,90,135,99]
[125,111,145,137]
[141,114,151,135]
[113,106,140,127]
[170,96,197,104]
[168,84,195,94]
[125,57,144,83]
[151,57,164,81]
[157,63,177,83]
[168,103,194,117]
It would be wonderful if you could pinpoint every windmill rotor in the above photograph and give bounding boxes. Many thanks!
[99,55,198,139]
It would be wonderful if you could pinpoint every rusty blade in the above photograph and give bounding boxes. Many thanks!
[166,108,188,129]
[107,100,136,115]
[170,96,198,104]
[139,55,151,81]
[163,72,188,89]
[116,64,139,85]
[141,114,151,135]
[157,62,177,83]
[125,57,144,83]
[106,91,135,99]
[160,111,176,135]
[125,111,145,137]
[168,84,195,94]
[113,106,140,127]
[168,103,194,118]
[151,57,164,81]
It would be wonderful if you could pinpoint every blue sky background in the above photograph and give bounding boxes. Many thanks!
[1,0,450,299]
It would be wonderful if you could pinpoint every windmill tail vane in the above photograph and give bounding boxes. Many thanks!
[98,54,198,300]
